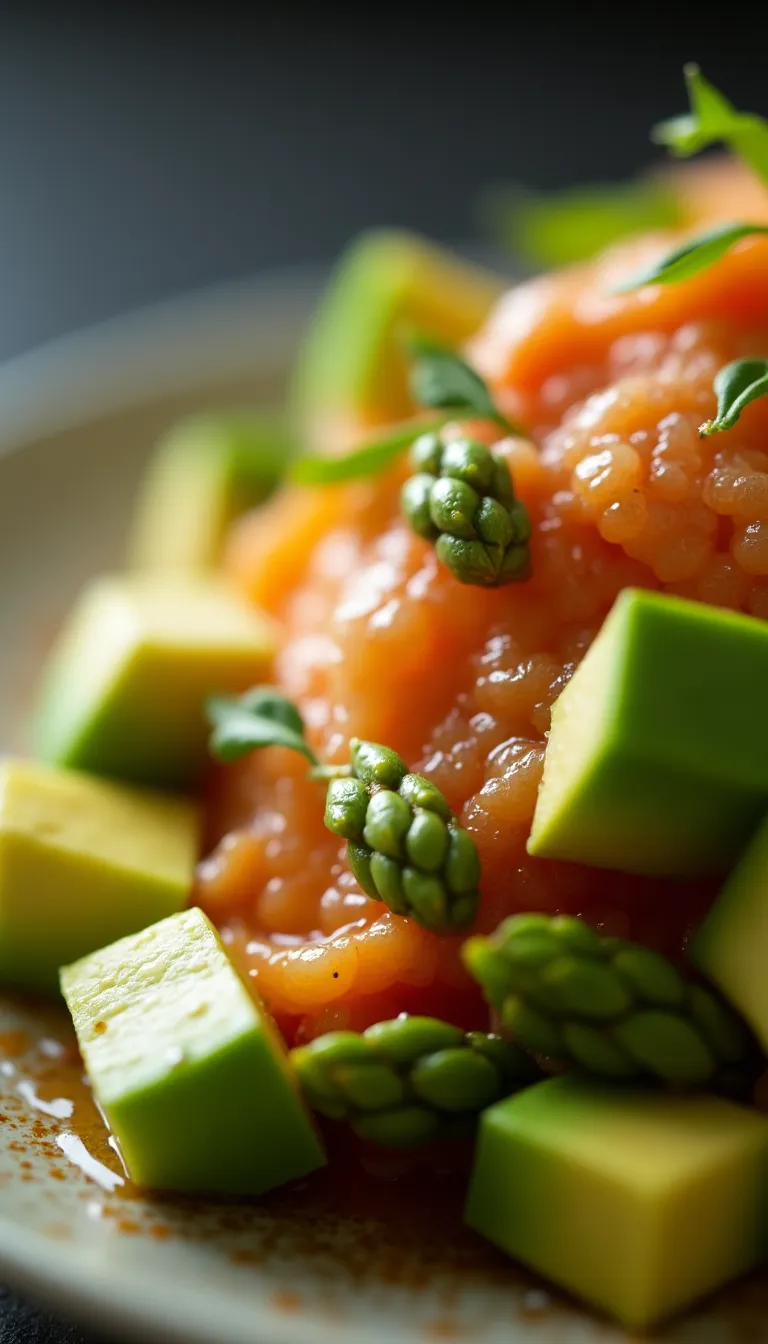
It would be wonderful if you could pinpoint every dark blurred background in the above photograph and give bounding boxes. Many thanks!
[3,5,768,365]
[0,3,766,1339]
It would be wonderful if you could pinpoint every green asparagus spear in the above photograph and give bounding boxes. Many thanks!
[291,1013,541,1147]
[401,434,531,587]
[463,913,755,1090]
[324,738,480,931]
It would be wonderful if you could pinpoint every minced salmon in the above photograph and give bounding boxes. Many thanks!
[198,232,768,1044]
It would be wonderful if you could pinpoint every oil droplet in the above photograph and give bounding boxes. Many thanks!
[56,1133,124,1193]
[522,1288,551,1315]
[17,1080,74,1120]
[39,1038,67,1059]
[107,1134,129,1178]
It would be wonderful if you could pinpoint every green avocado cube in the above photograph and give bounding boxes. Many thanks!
[292,230,502,448]
[34,574,276,791]
[128,413,294,573]
[61,907,326,1195]
[693,810,768,1050]
[0,758,198,995]
[528,588,768,877]
[465,1076,768,1330]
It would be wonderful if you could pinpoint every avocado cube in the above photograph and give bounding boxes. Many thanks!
[693,811,768,1050]
[61,908,326,1195]
[528,588,768,877]
[292,230,502,448]
[0,758,198,995]
[129,413,294,573]
[34,575,276,791]
[465,1076,768,1330]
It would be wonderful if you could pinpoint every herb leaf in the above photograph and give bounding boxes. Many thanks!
[700,359,768,436]
[207,686,319,765]
[484,179,681,269]
[289,415,446,485]
[408,335,514,430]
[290,338,519,487]
[653,65,768,188]
[614,222,768,292]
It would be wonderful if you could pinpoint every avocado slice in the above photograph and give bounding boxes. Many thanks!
[34,574,276,792]
[528,588,768,877]
[61,907,326,1194]
[292,230,503,449]
[0,758,198,995]
[693,811,768,1050]
[465,1075,768,1329]
[128,413,294,573]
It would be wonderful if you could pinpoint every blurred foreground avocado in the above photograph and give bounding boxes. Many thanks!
[61,908,326,1194]
[466,1075,768,1329]
[693,810,768,1052]
[34,575,276,792]
[292,231,503,450]
[129,413,294,572]
[0,758,198,995]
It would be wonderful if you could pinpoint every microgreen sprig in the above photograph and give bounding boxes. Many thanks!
[205,688,481,933]
[615,222,768,293]
[290,339,516,486]
[407,335,514,431]
[207,687,322,768]
[652,64,768,187]
[699,359,768,437]
[614,67,768,294]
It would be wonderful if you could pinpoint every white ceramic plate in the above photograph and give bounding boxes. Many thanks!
[0,273,766,1344]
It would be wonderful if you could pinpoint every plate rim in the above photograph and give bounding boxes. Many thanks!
[0,263,322,458]
[0,1212,368,1344]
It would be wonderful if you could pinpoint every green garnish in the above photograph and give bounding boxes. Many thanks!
[289,415,445,485]
[207,692,481,933]
[615,222,768,292]
[290,1015,541,1148]
[464,914,754,1092]
[325,738,480,931]
[289,336,515,486]
[699,358,768,437]
[206,687,320,767]
[647,69,768,432]
[614,68,768,294]
[484,179,681,269]
[408,335,514,432]
[400,433,531,587]
[653,64,768,188]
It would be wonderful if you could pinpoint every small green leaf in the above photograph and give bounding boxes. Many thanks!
[653,65,768,189]
[408,335,514,432]
[614,222,768,292]
[290,339,519,488]
[483,179,681,269]
[700,358,768,436]
[206,686,319,765]
[289,415,447,485]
